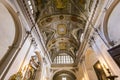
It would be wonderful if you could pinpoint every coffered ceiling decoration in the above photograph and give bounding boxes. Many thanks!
[36,0,92,62]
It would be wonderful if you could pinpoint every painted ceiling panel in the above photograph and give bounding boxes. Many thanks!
[36,0,91,62]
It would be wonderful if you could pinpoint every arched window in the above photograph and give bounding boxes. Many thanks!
[53,53,74,64]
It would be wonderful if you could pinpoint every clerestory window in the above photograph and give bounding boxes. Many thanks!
[27,0,34,14]
[53,54,74,64]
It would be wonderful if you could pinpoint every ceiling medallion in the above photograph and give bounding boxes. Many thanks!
[59,15,64,20]
[57,24,67,35]
[59,42,67,50]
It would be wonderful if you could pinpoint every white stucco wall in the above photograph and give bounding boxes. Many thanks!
[4,38,36,80]
[91,35,120,80]
[108,2,120,45]
[0,2,15,61]
[85,48,98,80]
[76,64,85,80]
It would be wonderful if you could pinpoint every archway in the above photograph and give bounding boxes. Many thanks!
[0,0,23,79]
[103,0,120,46]
[53,70,76,80]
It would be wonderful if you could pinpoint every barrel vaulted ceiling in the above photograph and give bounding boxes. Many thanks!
[35,0,93,62]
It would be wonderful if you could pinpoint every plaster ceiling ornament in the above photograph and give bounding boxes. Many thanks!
[57,24,67,35]
[36,0,91,63]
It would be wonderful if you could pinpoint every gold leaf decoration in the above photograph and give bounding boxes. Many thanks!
[9,71,23,80]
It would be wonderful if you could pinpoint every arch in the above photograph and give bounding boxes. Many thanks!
[103,0,120,46]
[52,70,76,80]
[0,0,23,78]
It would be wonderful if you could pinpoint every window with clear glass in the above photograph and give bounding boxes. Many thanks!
[27,0,34,14]
[53,54,74,64]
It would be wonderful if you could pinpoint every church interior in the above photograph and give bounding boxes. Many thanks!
[0,0,120,80]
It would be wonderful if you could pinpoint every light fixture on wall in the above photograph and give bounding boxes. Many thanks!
[103,64,118,80]
[106,69,118,80]
[96,63,102,69]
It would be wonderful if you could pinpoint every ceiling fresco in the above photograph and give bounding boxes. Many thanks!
[36,0,92,62]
